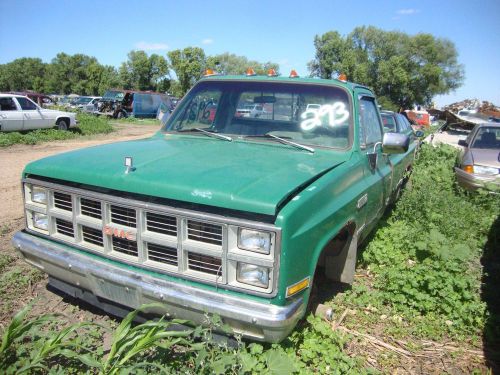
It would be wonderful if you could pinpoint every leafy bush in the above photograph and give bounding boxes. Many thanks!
[0,113,113,147]
[352,144,499,338]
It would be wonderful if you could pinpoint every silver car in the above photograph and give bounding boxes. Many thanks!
[455,123,500,192]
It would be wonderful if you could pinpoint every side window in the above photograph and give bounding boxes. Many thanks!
[16,97,38,110]
[358,98,383,148]
[0,97,18,111]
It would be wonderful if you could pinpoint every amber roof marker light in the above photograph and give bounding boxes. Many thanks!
[246,67,256,76]
[289,69,299,78]
[338,73,347,82]
[203,68,217,77]
[267,68,278,77]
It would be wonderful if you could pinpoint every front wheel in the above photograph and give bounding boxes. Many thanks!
[56,119,69,131]
[116,111,126,119]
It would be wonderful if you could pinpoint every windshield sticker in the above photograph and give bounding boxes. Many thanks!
[300,102,349,131]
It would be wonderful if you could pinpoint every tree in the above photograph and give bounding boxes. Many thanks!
[309,26,464,108]
[167,47,206,96]
[119,50,169,91]
[0,58,46,92]
[206,53,279,76]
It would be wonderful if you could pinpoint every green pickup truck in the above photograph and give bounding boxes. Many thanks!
[13,73,417,342]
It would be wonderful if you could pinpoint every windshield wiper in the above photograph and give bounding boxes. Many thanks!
[175,128,232,142]
[245,133,315,153]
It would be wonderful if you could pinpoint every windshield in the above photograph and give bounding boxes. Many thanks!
[471,126,500,149]
[381,113,397,132]
[102,91,125,101]
[73,97,92,105]
[164,80,352,149]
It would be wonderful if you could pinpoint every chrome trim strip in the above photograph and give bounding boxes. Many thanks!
[13,231,302,343]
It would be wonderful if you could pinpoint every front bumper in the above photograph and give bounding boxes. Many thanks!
[455,168,500,193]
[12,231,304,342]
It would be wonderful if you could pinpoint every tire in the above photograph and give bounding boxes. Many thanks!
[56,119,69,131]
[116,111,126,119]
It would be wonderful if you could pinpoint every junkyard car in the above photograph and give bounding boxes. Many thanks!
[70,96,101,112]
[13,73,418,342]
[0,94,77,132]
[455,123,500,192]
[96,90,171,119]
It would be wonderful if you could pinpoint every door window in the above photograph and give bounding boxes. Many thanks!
[358,98,383,148]
[0,97,18,111]
[16,97,38,110]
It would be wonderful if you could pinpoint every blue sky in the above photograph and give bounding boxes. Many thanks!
[1,0,499,107]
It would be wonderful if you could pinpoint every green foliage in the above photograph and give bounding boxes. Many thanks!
[206,53,280,76]
[309,26,464,108]
[119,50,169,91]
[0,113,113,147]
[168,47,207,96]
[351,144,499,338]
[0,57,46,92]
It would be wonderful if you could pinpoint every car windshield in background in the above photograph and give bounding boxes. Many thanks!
[164,80,352,149]
[471,127,500,149]
[73,97,92,105]
[102,91,124,101]
[381,113,397,132]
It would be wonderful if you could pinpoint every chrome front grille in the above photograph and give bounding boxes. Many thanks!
[146,212,177,236]
[111,205,137,227]
[187,220,223,246]
[112,237,138,257]
[81,198,102,219]
[54,191,72,211]
[82,226,104,247]
[147,243,178,266]
[188,252,222,276]
[24,179,280,294]
[56,218,74,238]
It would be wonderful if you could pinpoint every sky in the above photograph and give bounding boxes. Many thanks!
[0,0,499,108]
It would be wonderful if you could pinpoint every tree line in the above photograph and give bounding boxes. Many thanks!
[0,26,464,108]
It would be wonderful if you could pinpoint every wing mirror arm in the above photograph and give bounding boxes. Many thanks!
[367,141,382,170]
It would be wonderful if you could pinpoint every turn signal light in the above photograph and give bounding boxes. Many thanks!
[289,69,299,78]
[338,73,347,82]
[463,165,474,173]
[286,277,310,298]
[204,68,216,76]
[267,68,278,77]
[246,67,256,76]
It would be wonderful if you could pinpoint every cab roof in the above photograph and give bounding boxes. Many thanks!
[198,74,372,93]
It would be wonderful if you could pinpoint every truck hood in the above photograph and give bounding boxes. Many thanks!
[24,134,349,216]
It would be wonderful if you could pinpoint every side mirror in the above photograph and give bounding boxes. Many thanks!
[382,132,410,154]
[415,130,425,138]
[458,139,468,147]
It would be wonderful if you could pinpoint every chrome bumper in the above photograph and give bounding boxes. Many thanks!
[12,231,304,342]
[455,168,500,193]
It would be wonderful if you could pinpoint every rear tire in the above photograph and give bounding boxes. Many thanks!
[56,119,69,131]
[116,111,126,119]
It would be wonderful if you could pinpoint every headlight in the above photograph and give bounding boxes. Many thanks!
[236,262,270,288]
[33,212,48,231]
[473,165,499,175]
[32,186,47,205]
[238,229,271,254]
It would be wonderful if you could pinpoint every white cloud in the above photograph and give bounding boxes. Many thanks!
[134,41,169,51]
[397,8,419,15]
[202,38,214,45]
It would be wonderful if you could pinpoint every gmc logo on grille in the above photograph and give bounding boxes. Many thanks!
[103,225,136,241]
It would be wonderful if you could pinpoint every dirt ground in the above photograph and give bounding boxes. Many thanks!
[0,123,158,325]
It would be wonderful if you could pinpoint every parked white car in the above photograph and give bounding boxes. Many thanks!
[0,94,77,132]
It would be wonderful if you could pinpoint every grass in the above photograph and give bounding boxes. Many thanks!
[111,116,161,126]
[0,144,498,373]
[0,113,114,147]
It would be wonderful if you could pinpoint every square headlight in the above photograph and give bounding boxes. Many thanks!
[238,228,271,254]
[236,262,270,289]
[32,186,47,205]
[33,212,48,231]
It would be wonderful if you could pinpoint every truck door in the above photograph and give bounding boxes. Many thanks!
[0,96,24,131]
[357,95,392,236]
